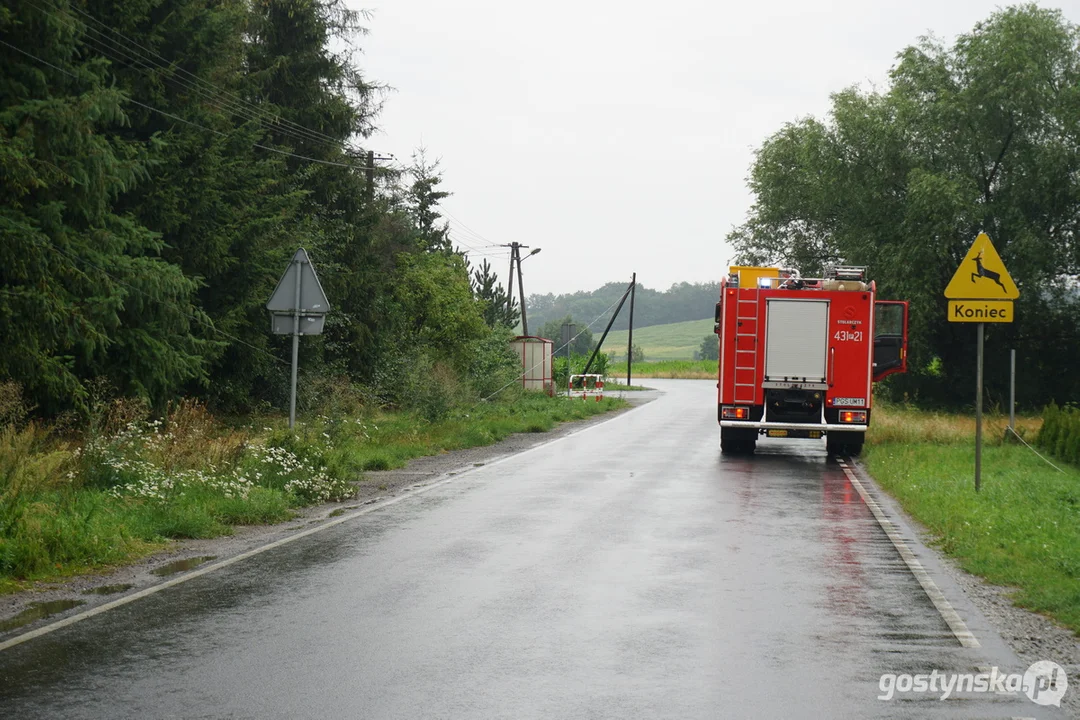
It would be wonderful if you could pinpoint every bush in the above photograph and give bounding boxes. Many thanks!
[1037,403,1080,465]
[0,381,30,428]
[466,327,520,397]
[553,352,611,390]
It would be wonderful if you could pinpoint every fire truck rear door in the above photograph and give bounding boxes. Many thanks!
[764,299,829,385]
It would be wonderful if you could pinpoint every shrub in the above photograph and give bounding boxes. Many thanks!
[0,381,30,428]
[466,327,520,397]
[1037,403,1080,465]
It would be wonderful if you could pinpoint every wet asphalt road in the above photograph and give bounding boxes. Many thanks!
[0,380,1066,719]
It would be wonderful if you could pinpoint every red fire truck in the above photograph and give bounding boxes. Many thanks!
[714,265,908,456]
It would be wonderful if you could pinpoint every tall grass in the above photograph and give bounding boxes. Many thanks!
[867,401,1042,446]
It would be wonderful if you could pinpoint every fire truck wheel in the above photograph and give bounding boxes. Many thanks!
[826,431,864,457]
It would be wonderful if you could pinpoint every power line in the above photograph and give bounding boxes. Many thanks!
[0,40,378,171]
[23,0,397,170]
[442,207,498,247]
[56,1,369,155]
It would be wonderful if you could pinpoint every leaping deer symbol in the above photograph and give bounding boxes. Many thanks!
[971,250,1007,293]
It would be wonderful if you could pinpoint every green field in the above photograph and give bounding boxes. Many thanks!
[604,318,714,361]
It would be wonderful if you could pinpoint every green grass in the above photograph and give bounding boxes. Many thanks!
[605,318,714,361]
[607,359,717,379]
[0,393,626,593]
[336,394,626,472]
[865,405,1080,634]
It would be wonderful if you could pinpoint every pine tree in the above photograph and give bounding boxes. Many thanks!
[407,150,452,254]
[0,0,206,412]
[76,0,305,410]
[470,259,519,329]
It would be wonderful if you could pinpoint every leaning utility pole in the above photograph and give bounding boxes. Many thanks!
[515,244,529,335]
[582,277,635,375]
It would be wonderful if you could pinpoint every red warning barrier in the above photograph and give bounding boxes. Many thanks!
[569,374,604,402]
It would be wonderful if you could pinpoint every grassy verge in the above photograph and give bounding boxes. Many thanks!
[607,359,717,379]
[865,404,1080,633]
[0,393,626,593]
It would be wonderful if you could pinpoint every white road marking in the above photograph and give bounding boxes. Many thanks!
[0,400,654,653]
[838,460,981,649]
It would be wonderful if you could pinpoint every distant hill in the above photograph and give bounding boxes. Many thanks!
[527,281,719,333]
[603,318,714,361]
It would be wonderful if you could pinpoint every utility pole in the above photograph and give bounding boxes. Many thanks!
[582,279,634,375]
[506,250,515,325]
[627,273,637,387]
[515,244,528,335]
[365,150,375,203]
[502,242,540,336]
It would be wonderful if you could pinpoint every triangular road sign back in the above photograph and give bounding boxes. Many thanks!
[944,233,1019,300]
[266,248,331,313]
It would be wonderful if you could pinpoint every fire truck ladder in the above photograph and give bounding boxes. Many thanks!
[733,289,760,405]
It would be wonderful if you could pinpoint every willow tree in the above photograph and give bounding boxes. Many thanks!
[729,4,1080,406]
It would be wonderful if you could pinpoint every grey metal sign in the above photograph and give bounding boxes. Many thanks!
[267,248,330,316]
[266,247,330,428]
[271,313,326,336]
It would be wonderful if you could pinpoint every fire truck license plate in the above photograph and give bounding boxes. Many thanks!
[833,397,865,407]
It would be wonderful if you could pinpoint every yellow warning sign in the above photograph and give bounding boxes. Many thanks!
[944,233,1019,299]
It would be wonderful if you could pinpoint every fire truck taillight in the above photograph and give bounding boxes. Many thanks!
[721,406,749,420]
[840,411,868,424]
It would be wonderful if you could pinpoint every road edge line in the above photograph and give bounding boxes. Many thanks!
[0,398,655,653]
[838,459,981,649]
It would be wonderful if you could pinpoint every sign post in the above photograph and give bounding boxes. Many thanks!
[944,233,1018,491]
[267,248,330,428]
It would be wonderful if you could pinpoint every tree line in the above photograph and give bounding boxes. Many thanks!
[729,4,1080,408]
[528,281,719,336]
[0,0,518,417]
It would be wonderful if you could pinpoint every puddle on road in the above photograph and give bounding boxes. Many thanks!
[151,556,216,577]
[0,600,86,632]
[82,583,134,596]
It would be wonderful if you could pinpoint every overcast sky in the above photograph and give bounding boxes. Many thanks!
[360,0,1076,298]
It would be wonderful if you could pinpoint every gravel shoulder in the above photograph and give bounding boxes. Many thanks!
[0,390,659,639]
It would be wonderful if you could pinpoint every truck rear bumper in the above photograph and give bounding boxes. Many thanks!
[719,421,868,433]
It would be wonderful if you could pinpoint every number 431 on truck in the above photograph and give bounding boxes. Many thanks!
[714,265,908,456]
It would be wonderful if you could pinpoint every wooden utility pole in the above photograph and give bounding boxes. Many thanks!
[502,242,539,336]
[627,273,637,386]
[365,150,375,202]
[506,249,516,324]
[515,244,529,335]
